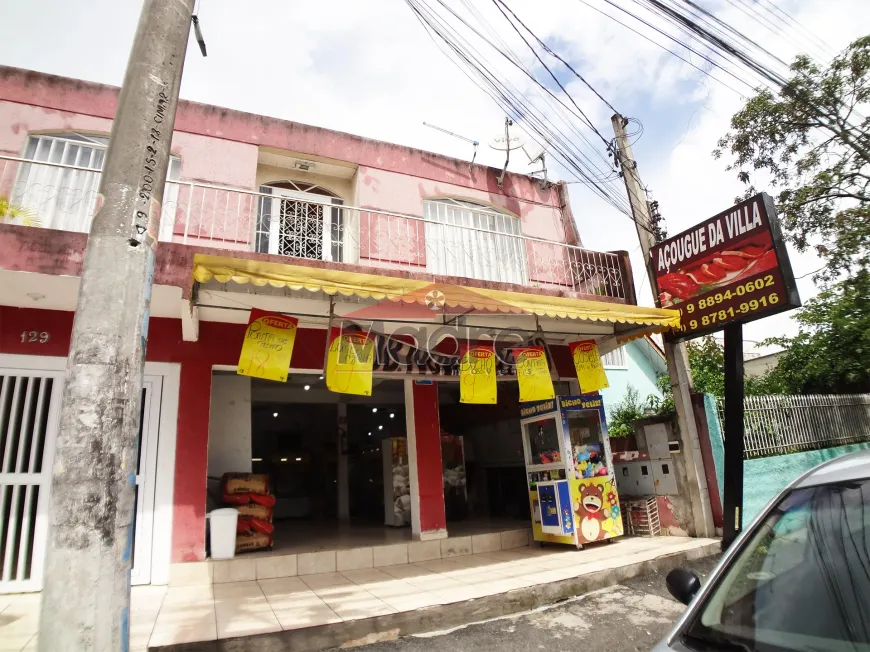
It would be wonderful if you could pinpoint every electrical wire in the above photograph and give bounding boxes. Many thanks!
[406,0,650,226]
[493,0,620,117]
[573,0,747,97]
[428,0,620,179]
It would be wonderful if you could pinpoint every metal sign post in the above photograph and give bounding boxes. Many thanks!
[721,323,745,549]
[649,192,801,550]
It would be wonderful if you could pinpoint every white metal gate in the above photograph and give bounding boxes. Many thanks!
[0,367,63,593]
[0,362,162,592]
[131,378,162,586]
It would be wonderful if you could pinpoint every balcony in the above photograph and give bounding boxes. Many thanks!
[0,155,634,302]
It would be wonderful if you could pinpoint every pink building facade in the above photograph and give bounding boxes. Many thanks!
[0,66,674,593]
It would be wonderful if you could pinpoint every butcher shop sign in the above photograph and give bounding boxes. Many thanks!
[652,192,800,341]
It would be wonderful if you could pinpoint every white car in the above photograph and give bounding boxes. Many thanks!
[656,449,870,652]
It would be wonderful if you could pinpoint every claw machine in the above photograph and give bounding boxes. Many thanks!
[520,394,623,548]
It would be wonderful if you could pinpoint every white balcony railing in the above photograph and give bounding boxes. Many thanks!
[0,155,630,300]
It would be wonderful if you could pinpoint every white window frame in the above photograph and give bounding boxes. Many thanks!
[601,347,627,369]
[423,198,527,285]
[255,183,345,263]
[12,133,181,238]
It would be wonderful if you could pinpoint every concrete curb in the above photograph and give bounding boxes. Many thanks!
[152,541,720,652]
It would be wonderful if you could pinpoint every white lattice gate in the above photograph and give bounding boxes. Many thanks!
[0,366,63,593]
[0,358,164,593]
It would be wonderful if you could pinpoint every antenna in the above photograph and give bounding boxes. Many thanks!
[488,118,526,188]
[423,122,479,169]
[522,142,550,189]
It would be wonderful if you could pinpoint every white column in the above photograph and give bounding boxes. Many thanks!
[207,375,252,476]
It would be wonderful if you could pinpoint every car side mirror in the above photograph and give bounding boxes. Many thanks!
[666,568,701,605]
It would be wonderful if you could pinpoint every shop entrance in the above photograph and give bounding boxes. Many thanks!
[246,375,407,553]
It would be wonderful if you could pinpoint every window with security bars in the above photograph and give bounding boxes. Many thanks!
[601,347,627,368]
[255,183,344,262]
[11,134,181,237]
[424,199,527,285]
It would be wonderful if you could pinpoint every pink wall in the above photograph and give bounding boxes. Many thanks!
[0,66,597,290]
[356,166,569,242]
[0,100,257,190]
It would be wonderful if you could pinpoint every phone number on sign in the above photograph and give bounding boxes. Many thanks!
[673,274,783,334]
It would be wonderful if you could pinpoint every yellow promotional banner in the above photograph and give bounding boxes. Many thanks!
[237,309,298,382]
[325,327,375,396]
[460,344,497,404]
[513,346,555,402]
[569,340,610,393]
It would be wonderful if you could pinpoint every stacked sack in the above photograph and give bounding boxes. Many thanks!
[221,473,276,553]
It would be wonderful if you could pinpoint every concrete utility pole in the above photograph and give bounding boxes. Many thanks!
[611,114,714,539]
[39,1,195,650]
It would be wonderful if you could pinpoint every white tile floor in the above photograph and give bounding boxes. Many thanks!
[0,536,716,651]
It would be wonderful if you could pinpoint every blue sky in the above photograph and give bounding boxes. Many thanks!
[1,0,865,352]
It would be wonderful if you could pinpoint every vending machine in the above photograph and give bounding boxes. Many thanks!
[520,394,623,548]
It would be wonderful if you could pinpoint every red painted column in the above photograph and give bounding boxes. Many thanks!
[405,379,447,539]
[170,360,213,561]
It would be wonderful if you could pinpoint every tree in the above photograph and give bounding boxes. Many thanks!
[667,335,789,397]
[762,272,870,394]
[608,385,645,438]
[714,36,870,280]
[686,336,726,397]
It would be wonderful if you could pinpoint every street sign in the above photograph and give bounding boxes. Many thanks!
[651,193,801,341]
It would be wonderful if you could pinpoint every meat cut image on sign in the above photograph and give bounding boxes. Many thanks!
[650,193,800,341]
[656,208,779,309]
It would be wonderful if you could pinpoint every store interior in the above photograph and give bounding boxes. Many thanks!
[206,373,573,555]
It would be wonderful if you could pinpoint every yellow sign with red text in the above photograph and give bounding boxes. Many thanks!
[569,340,609,393]
[460,344,497,404]
[513,346,555,402]
[326,328,376,396]
[237,310,298,382]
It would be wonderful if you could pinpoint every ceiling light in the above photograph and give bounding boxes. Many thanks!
[252,457,262,462]
[273,412,278,418]
[390,413,395,419]
[319,375,324,380]
[372,407,378,413]
[368,431,372,436]
[304,384,310,390]
[295,457,302,462]
[280,458,288,462]
[378,425,383,430]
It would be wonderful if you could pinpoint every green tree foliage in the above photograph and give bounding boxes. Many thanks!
[664,336,790,398]
[686,336,726,397]
[714,36,870,279]
[762,272,870,394]
[607,385,645,438]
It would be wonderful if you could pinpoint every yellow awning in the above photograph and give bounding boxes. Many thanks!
[193,254,681,336]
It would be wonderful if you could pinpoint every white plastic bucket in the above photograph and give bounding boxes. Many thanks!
[209,508,239,560]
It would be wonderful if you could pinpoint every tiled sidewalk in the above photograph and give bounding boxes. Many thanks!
[0,536,716,651]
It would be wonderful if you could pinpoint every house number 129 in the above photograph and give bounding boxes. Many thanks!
[21,331,50,344]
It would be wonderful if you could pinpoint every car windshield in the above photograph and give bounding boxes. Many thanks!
[684,478,870,652]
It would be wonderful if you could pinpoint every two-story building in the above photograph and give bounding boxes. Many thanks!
[0,66,680,595]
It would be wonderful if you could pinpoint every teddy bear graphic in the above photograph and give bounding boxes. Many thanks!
[575,483,607,542]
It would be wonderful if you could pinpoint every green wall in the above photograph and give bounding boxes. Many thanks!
[704,393,870,524]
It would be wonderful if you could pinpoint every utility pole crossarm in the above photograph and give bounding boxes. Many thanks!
[610,113,715,539]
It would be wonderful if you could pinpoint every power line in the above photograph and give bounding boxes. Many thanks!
[490,0,612,148]
[493,0,620,116]
[430,0,619,176]
[573,0,747,97]
[405,0,659,232]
